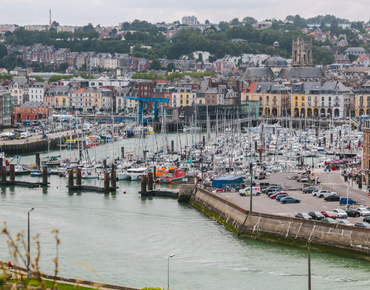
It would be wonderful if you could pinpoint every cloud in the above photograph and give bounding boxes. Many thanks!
[0,0,369,25]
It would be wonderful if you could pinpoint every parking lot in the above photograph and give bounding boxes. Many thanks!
[217,171,370,224]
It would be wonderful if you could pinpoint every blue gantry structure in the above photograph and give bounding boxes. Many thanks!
[123,96,170,123]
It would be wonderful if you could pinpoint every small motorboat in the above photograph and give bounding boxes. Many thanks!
[81,171,99,179]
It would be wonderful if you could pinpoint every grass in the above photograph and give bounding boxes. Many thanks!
[9,278,102,290]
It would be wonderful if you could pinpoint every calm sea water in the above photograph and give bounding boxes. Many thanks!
[1,134,370,290]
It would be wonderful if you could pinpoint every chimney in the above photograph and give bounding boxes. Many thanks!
[26,75,29,85]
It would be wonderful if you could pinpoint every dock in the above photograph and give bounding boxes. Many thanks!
[139,189,178,198]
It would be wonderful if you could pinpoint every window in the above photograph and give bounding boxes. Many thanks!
[315,96,318,101]
[295,102,298,106]
[186,100,189,104]
[322,97,324,101]
[308,96,311,101]
[180,100,183,104]
[295,96,298,100]
[329,97,331,101]
[302,102,305,107]
[302,96,304,101]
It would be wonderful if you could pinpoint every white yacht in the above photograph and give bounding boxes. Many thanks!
[127,167,148,180]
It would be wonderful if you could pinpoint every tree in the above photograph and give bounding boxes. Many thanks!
[197,53,203,62]
[4,31,12,38]
[348,54,357,62]
[230,18,240,26]
[243,17,257,24]
[166,62,175,72]
[111,28,117,35]
[205,20,210,24]
[0,44,8,59]
[52,21,59,27]
[219,21,230,32]
[82,23,95,32]
[59,62,68,72]
[150,59,161,70]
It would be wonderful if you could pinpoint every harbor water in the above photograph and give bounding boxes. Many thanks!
[1,134,370,289]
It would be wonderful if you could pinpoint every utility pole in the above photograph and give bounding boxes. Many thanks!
[249,162,253,216]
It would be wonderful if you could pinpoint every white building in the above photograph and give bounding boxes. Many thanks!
[182,16,198,25]
[29,82,47,102]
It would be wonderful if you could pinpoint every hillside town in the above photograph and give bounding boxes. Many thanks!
[1,15,370,129]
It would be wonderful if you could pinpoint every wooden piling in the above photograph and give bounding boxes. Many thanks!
[68,170,74,187]
[171,140,174,152]
[141,175,147,192]
[42,166,48,185]
[103,159,107,170]
[202,136,205,147]
[1,166,6,182]
[9,164,15,181]
[104,172,110,191]
[76,168,82,185]
[148,172,153,190]
[36,153,40,169]
[153,166,156,180]
[111,168,116,188]
[121,147,124,158]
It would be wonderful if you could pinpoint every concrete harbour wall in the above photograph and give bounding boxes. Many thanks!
[191,187,370,260]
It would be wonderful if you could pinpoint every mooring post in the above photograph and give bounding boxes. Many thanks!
[76,168,82,186]
[104,172,110,191]
[202,136,205,147]
[171,140,174,152]
[10,164,15,181]
[148,172,153,190]
[42,166,48,185]
[141,175,147,192]
[68,170,74,187]
[153,166,156,180]
[1,166,6,182]
[103,159,107,170]
[36,153,40,169]
[121,147,124,159]
[111,165,116,188]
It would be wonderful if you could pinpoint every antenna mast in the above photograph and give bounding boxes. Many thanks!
[49,8,51,26]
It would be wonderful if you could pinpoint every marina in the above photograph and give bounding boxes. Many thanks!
[0,117,369,289]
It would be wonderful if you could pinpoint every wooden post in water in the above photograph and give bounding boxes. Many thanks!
[202,136,205,147]
[153,166,156,180]
[10,164,15,181]
[104,172,110,191]
[171,140,174,152]
[0,158,3,173]
[148,172,153,190]
[42,166,48,185]
[103,159,107,170]
[79,149,82,162]
[121,147,124,159]
[1,166,6,182]
[141,175,147,192]
[111,165,116,188]
[36,153,40,169]
[76,168,82,186]
[68,170,74,187]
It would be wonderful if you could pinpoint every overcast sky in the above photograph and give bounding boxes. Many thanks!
[1,0,369,26]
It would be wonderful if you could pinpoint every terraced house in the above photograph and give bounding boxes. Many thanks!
[354,81,370,117]
[83,87,102,112]
[242,82,290,117]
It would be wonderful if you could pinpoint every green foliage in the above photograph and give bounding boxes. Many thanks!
[149,59,161,70]
[166,71,215,81]
[0,43,8,59]
[59,62,68,72]
[0,52,25,71]
[48,75,75,83]
[348,54,356,62]
[132,72,165,80]
[0,74,16,80]
[166,62,175,72]
[33,75,45,82]
[141,288,164,290]
[243,17,257,24]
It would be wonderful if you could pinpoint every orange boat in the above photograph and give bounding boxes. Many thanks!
[155,167,167,177]
[159,167,185,184]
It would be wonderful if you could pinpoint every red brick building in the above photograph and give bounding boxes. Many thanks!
[13,102,52,124]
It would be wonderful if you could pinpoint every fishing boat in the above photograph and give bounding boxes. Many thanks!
[42,155,61,166]
[159,167,186,183]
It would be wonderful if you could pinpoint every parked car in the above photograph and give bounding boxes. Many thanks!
[356,207,370,216]
[337,220,354,226]
[302,186,318,193]
[320,211,337,219]
[346,209,360,217]
[280,196,301,204]
[363,216,370,223]
[340,197,357,206]
[295,212,312,220]
[267,189,281,196]
[324,195,340,202]
[270,192,288,199]
[239,187,262,196]
[321,217,338,224]
[276,194,290,201]
[355,222,370,228]
[312,190,331,197]
[318,192,337,198]
[262,186,280,195]
[332,209,348,219]
[308,211,325,220]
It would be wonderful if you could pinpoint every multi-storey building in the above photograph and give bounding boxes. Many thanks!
[29,82,47,103]
[83,87,102,112]
[53,86,69,109]
[0,87,14,129]
[354,82,370,116]
[242,82,290,117]
[9,76,28,106]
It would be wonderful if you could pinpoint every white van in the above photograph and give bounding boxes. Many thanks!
[239,187,262,196]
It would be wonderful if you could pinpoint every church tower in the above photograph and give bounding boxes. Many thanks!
[292,37,313,67]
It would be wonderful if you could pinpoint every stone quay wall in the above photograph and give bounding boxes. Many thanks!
[191,187,370,260]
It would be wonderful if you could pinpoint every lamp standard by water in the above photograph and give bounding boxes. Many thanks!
[27,208,34,279]
[167,254,175,290]
[308,237,317,290]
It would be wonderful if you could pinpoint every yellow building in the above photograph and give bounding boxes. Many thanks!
[354,83,370,117]
[242,82,290,117]
[54,86,69,109]
[83,87,102,112]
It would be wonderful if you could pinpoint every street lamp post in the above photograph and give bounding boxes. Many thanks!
[167,254,175,290]
[308,236,317,290]
[27,208,34,279]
